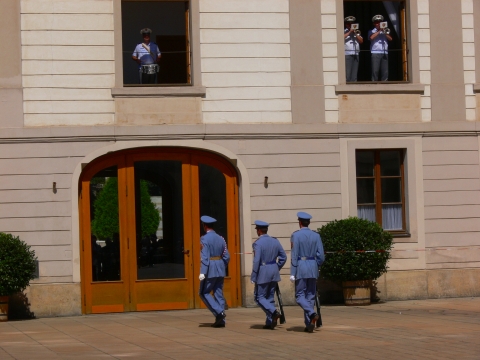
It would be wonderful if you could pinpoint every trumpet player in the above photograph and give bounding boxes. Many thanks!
[344,16,363,82]
[368,15,392,81]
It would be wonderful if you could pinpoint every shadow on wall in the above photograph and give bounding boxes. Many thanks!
[8,292,35,320]
[371,280,382,303]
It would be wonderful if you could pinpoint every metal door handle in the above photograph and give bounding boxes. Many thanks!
[183,250,190,255]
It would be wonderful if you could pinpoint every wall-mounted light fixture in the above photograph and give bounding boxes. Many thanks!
[53,182,57,194]
[264,176,268,188]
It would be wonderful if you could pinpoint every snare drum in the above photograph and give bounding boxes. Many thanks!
[141,64,159,74]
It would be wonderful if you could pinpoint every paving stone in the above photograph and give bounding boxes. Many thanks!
[0,298,479,359]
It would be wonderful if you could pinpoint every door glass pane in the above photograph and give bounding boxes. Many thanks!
[380,151,401,176]
[199,164,228,240]
[90,166,121,282]
[356,151,375,176]
[381,178,402,203]
[199,163,229,275]
[356,178,375,204]
[134,161,184,280]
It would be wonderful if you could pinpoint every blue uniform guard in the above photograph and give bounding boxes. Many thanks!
[198,216,230,327]
[250,220,287,329]
[290,212,325,332]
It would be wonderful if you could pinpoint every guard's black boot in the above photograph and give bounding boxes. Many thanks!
[270,310,281,329]
[307,313,319,333]
[213,311,226,327]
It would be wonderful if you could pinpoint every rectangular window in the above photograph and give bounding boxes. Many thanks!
[122,1,191,86]
[356,149,406,233]
[343,0,409,82]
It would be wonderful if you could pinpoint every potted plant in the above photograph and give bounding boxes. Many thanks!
[0,233,37,321]
[318,217,393,305]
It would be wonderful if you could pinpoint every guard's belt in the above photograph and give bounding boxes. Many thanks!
[298,256,316,260]
[210,256,222,260]
[261,260,277,266]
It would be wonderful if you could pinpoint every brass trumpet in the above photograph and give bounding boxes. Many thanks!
[380,21,390,35]
[351,23,361,36]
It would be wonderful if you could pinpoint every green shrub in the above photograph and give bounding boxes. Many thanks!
[0,233,37,296]
[318,217,393,282]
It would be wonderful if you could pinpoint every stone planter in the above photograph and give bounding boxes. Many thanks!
[0,296,8,321]
[342,280,371,306]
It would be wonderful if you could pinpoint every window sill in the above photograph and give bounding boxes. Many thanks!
[335,83,425,95]
[111,86,206,98]
[390,232,411,238]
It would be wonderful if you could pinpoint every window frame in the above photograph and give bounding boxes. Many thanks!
[473,0,480,94]
[336,0,422,93]
[112,0,205,98]
[356,149,407,234]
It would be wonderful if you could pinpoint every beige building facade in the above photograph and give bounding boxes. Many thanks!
[1,0,480,317]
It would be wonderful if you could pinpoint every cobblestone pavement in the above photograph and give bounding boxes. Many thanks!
[0,298,479,359]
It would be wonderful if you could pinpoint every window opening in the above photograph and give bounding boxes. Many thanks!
[356,149,406,233]
[122,1,191,86]
[343,1,408,82]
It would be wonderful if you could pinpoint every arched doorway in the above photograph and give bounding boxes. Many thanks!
[79,148,240,314]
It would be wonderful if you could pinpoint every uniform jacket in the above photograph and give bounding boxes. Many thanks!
[290,227,325,279]
[200,230,230,278]
[250,234,287,284]
[132,42,161,65]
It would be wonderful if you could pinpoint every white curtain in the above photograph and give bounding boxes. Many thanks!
[382,204,402,230]
[358,205,376,222]
[383,1,400,36]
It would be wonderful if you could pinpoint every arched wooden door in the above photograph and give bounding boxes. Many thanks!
[79,148,240,314]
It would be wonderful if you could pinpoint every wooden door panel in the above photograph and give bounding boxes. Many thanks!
[80,155,130,314]
[135,280,190,311]
[91,282,126,313]
[191,153,241,309]
[126,152,194,311]
[81,148,240,314]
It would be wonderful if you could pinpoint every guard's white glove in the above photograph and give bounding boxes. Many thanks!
[199,274,205,281]
[290,275,295,282]
[251,280,255,284]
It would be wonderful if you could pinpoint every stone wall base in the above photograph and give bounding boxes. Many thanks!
[9,283,81,319]
[11,269,480,318]
[243,268,480,307]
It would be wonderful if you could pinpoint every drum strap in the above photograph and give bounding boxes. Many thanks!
[141,43,155,59]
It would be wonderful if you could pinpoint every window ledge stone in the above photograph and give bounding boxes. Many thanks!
[111,86,206,98]
[391,232,411,238]
[335,83,425,94]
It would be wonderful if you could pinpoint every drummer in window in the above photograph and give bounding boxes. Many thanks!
[132,28,161,84]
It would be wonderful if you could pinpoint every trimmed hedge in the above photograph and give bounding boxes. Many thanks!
[0,233,37,296]
[318,217,393,282]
